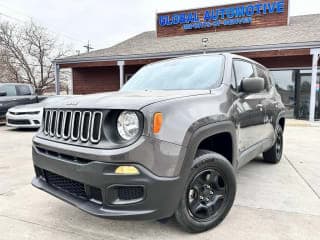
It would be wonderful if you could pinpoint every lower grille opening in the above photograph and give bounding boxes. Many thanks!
[117,186,144,201]
[8,119,30,125]
[44,170,87,199]
[37,169,103,203]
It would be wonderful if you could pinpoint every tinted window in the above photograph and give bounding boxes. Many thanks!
[16,85,31,96]
[0,85,17,96]
[233,60,255,89]
[121,55,225,91]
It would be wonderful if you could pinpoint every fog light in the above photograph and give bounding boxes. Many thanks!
[115,166,139,175]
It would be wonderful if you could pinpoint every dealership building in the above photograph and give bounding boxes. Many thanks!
[55,0,320,121]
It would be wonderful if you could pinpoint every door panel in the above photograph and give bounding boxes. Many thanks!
[0,96,19,115]
[0,85,19,116]
[233,94,267,151]
[232,60,267,152]
[257,67,277,143]
[15,85,36,106]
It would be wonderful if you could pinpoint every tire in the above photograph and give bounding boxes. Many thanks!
[263,125,283,164]
[175,150,236,233]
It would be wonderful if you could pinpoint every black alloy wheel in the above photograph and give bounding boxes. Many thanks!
[263,125,283,163]
[187,169,227,220]
[275,127,283,160]
[175,150,236,233]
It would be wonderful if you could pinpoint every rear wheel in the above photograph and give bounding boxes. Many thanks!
[175,150,236,233]
[263,125,283,163]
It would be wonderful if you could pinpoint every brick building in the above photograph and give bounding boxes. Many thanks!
[54,0,320,121]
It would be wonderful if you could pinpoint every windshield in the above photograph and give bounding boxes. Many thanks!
[121,55,225,91]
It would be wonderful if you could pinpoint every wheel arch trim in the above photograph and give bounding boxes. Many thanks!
[179,120,238,182]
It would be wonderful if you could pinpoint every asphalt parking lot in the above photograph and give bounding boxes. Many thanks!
[0,124,319,240]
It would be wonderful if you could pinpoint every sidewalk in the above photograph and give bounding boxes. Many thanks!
[286,119,320,127]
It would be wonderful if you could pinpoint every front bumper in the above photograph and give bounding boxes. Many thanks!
[6,112,41,128]
[32,143,185,220]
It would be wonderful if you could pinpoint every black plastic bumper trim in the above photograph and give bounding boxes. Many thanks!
[32,146,185,220]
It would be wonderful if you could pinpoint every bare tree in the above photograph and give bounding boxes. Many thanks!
[0,20,71,94]
[0,48,21,83]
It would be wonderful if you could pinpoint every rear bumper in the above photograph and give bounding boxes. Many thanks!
[32,145,185,220]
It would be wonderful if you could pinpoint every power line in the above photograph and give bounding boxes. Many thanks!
[0,2,85,44]
[0,11,24,23]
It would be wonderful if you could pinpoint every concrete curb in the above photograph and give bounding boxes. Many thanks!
[286,119,320,127]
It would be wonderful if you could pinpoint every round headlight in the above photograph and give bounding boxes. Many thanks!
[117,111,140,140]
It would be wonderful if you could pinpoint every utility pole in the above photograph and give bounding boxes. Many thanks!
[83,40,94,53]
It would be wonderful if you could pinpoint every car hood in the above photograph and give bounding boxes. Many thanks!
[48,90,211,110]
[9,103,44,112]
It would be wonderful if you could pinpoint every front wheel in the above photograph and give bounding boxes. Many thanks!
[175,150,236,233]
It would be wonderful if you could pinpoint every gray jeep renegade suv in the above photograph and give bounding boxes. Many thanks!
[32,53,285,232]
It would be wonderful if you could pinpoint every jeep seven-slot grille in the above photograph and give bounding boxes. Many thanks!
[43,109,103,144]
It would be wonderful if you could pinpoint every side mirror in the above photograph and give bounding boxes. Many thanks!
[241,77,265,93]
[0,91,7,96]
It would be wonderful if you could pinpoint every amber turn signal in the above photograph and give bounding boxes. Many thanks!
[153,112,163,134]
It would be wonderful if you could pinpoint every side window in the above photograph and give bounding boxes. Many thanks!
[125,73,134,83]
[233,60,255,90]
[268,71,276,86]
[256,67,270,90]
[16,85,32,96]
[0,85,17,96]
[267,71,274,87]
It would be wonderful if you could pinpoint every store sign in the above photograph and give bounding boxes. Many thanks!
[157,0,289,37]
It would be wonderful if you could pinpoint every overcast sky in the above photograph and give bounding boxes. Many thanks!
[0,0,319,53]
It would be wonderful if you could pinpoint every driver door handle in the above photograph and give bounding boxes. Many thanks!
[256,104,264,111]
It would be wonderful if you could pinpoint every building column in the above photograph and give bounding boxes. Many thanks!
[54,62,60,95]
[117,60,125,89]
[70,69,74,95]
[309,49,320,122]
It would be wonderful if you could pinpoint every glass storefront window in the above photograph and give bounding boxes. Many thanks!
[296,70,320,120]
[270,69,320,120]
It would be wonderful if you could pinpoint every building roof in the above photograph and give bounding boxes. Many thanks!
[57,14,320,64]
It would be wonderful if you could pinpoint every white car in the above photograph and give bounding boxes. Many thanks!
[6,96,72,129]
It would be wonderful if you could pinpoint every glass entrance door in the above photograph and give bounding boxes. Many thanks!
[271,69,320,120]
[297,70,320,120]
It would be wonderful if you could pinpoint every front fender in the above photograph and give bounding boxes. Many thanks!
[168,120,237,214]
[180,120,238,177]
